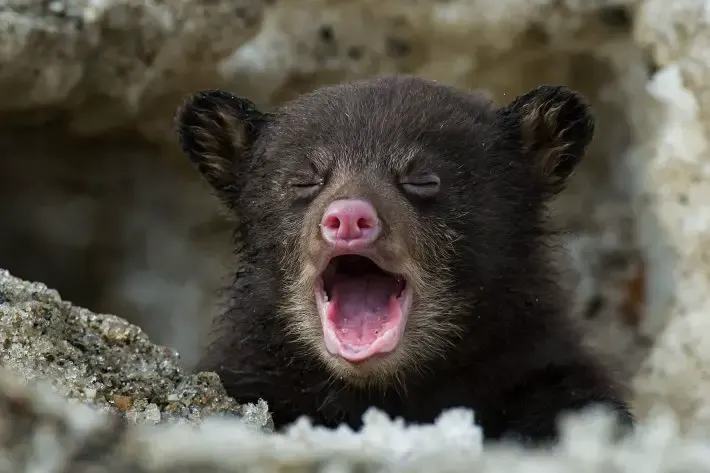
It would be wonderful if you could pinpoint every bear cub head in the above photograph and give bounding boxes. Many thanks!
[175,76,594,385]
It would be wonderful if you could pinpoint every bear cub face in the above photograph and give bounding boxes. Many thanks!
[175,76,594,386]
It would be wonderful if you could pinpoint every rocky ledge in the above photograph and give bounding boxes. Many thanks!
[0,268,272,430]
[1,271,710,471]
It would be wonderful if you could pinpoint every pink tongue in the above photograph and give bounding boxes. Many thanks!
[329,274,399,346]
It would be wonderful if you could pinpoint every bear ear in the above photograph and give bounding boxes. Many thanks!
[174,90,268,195]
[500,85,595,195]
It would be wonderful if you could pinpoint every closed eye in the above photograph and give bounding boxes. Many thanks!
[400,172,441,198]
[289,178,324,200]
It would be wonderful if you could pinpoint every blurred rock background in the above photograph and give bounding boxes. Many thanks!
[2,0,709,429]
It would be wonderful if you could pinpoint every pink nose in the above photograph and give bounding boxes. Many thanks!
[320,199,380,247]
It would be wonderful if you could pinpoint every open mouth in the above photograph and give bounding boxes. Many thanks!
[315,254,412,363]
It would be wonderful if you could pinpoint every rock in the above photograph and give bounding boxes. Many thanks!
[0,0,263,137]
[625,0,710,432]
[2,346,710,472]
[0,268,273,431]
[1,0,637,141]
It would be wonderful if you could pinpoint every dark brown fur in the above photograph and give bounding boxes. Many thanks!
[175,76,633,446]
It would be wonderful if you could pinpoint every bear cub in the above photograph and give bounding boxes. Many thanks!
[175,75,633,445]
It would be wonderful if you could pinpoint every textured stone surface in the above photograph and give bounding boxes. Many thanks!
[0,268,273,430]
[627,0,710,431]
[1,360,710,472]
[0,0,263,138]
[2,0,637,141]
